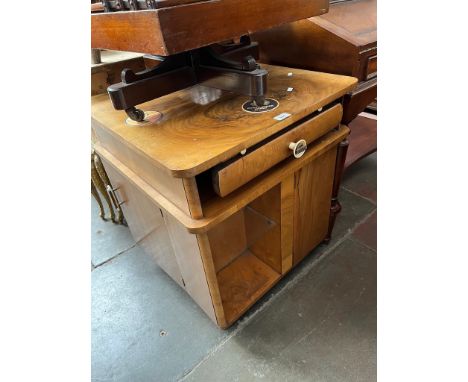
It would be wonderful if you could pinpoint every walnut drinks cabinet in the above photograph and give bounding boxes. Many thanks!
[92,65,357,328]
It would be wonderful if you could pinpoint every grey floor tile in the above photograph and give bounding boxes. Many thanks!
[184,239,376,382]
[342,153,377,203]
[328,188,376,246]
[352,210,377,251]
[91,198,135,266]
[92,245,232,382]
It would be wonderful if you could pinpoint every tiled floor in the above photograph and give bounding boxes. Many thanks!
[92,153,377,382]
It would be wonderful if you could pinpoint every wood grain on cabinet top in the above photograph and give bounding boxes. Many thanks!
[91,0,329,56]
[91,65,356,178]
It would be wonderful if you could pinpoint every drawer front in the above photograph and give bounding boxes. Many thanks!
[366,55,377,80]
[342,78,377,124]
[357,47,377,81]
[212,103,343,197]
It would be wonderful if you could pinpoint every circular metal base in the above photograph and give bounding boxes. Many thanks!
[125,111,163,126]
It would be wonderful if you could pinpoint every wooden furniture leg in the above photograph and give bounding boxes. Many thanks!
[324,138,349,243]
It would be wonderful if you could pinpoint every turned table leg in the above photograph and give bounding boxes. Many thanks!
[324,138,349,243]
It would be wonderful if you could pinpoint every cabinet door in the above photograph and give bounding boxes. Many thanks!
[293,147,337,265]
[101,157,185,287]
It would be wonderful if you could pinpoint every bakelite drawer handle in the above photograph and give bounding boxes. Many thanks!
[106,185,126,210]
[289,139,308,159]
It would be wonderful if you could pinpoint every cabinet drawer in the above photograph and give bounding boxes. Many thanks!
[212,103,342,197]
[342,78,377,124]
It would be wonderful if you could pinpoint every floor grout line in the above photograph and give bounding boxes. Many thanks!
[178,208,376,381]
[92,242,137,270]
[348,235,377,253]
[341,185,377,206]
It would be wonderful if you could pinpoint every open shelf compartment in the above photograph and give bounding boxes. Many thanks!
[206,185,283,325]
[217,251,280,323]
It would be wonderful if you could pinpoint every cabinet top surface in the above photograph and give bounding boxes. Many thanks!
[311,0,376,47]
[91,64,357,177]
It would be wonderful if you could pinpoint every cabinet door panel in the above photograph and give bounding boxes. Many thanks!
[293,147,336,264]
[101,157,185,287]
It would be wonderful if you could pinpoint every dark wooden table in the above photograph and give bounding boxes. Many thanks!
[91,0,330,55]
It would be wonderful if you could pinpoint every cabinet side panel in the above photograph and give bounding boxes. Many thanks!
[196,234,227,328]
[293,147,337,264]
[164,215,217,324]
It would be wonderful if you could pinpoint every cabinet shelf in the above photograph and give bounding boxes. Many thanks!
[217,251,281,326]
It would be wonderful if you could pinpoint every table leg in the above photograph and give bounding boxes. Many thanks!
[324,138,349,243]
